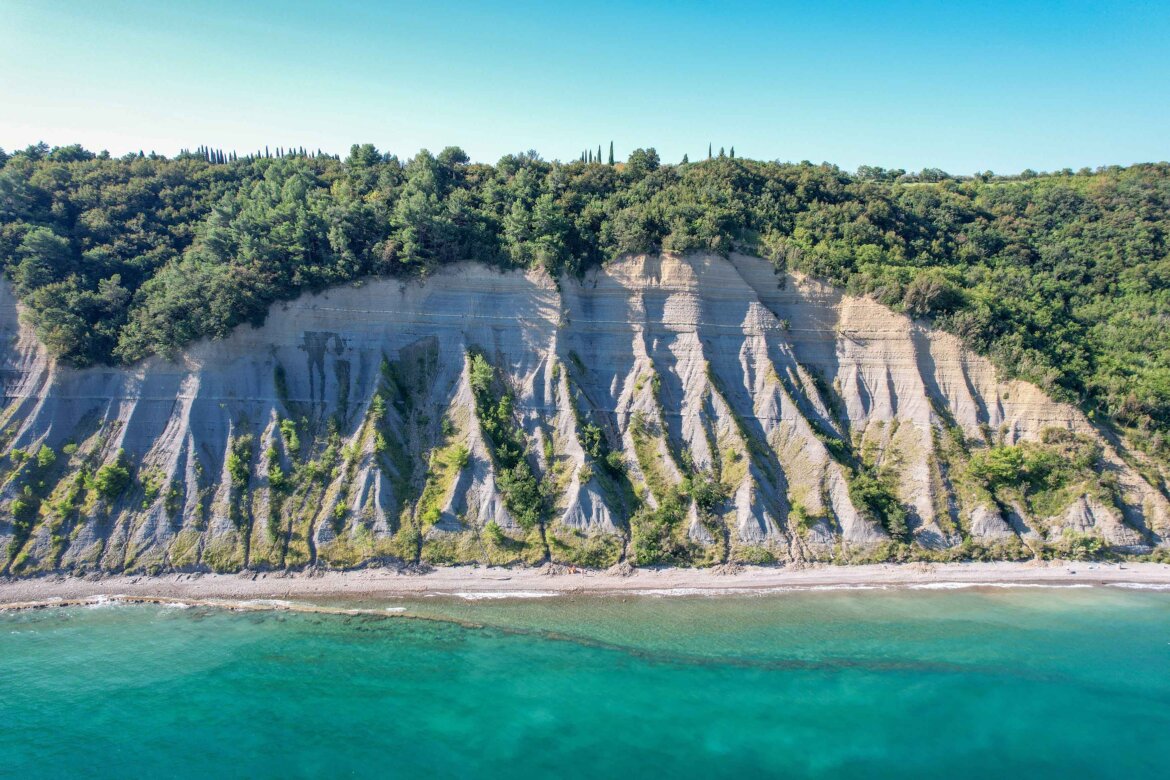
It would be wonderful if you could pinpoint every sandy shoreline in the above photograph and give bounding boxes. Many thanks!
[2,560,1170,610]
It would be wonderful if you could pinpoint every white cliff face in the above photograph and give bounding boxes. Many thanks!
[0,253,1165,574]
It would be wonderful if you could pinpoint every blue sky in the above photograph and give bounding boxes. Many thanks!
[2,0,1167,173]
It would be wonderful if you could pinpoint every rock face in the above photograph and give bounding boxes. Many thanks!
[1,253,1166,574]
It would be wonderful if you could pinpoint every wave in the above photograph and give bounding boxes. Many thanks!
[438,591,561,601]
[908,582,1093,590]
[1106,582,1170,591]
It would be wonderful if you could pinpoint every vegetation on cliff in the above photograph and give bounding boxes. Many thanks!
[1,143,1168,459]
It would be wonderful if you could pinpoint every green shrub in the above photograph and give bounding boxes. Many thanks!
[93,451,131,501]
[484,520,506,545]
[35,444,56,469]
[467,349,546,531]
[227,435,253,489]
[687,470,727,512]
[279,419,300,455]
[11,492,38,522]
[630,491,691,565]
[848,470,909,541]
[969,446,1028,488]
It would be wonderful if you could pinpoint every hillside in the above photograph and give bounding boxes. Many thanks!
[1,253,1166,575]
[1,145,1168,471]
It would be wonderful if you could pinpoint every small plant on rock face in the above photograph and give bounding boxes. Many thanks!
[35,444,56,469]
[266,447,288,492]
[227,435,254,489]
[92,450,131,501]
[687,470,726,512]
[279,418,300,455]
[140,468,164,508]
[332,502,348,532]
[484,520,506,546]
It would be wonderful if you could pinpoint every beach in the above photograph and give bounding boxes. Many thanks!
[2,560,1169,609]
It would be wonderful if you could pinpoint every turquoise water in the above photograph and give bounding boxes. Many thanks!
[2,587,1169,778]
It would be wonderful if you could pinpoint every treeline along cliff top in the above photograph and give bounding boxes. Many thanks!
[1,142,1168,463]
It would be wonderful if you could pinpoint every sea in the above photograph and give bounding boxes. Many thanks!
[1,585,1168,778]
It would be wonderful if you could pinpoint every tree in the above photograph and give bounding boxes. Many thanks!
[347,144,381,168]
[93,451,131,500]
[608,141,614,165]
[708,143,712,159]
[15,228,73,294]
[729,146,735,158]
[681,153,689,164]
[47,144,93,163]
[468,353,494,394]
[625,148,660,180]
[902,271,963,318]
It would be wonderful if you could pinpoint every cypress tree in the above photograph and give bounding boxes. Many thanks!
[681,153,689,164]
[608,141,614,165]
[719,146,725,158]
[597,145,602,163]
[708,143,712,159]
[730,146,735,159]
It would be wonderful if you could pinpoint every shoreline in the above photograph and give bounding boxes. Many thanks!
[3,561,1170,611]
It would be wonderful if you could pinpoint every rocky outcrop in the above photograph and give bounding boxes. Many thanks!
[1,253,1166,574]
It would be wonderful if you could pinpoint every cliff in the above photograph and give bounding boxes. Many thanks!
[1,253,1166,574]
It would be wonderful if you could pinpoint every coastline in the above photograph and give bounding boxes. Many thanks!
[3,560,1170,611]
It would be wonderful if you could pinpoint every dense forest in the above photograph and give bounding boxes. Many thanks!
[0,142,1167,462]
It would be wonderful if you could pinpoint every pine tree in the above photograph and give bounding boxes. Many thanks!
[681,153,689,164]
[608,141,614,165]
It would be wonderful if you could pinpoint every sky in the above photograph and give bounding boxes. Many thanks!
[1,0,1167,174]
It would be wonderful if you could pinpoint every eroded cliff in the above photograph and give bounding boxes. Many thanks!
[1,253,1166,574]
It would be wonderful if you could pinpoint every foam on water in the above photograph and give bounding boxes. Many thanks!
[440,590,561,601]
[908,582,1096,590]
[1108,582,1170,591]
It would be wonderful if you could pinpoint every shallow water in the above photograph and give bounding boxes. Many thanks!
[2,587,1168,778]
